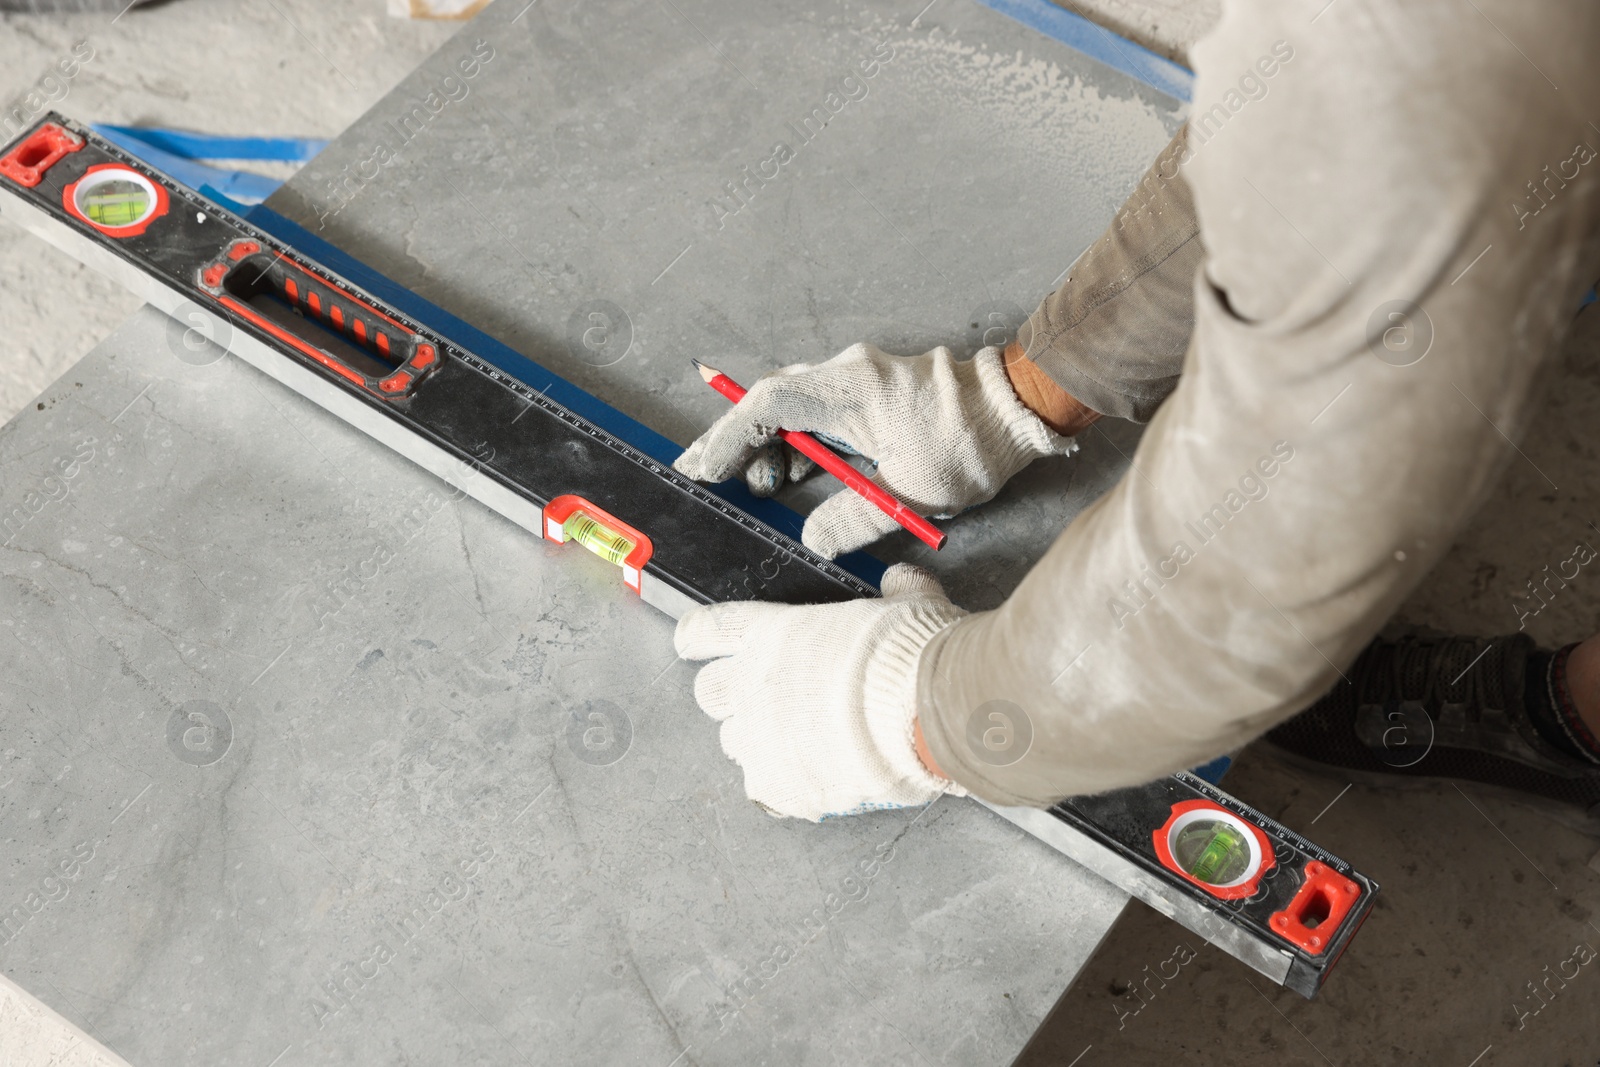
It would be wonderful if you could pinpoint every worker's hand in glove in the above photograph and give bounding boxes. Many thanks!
[672,344,1079,559]
[676,563,968,821]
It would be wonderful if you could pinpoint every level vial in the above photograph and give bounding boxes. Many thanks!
[1174,820,1251,885]
[542,494,654,596]
[564,512,635,565]
[1153,799,1275,899]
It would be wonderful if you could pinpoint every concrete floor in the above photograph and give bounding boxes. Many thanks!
[3,2,1598,1065]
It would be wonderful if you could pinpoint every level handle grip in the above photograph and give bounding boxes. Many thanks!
[198,239,440,399]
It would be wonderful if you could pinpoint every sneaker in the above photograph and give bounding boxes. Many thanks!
[1259,632,1600,835]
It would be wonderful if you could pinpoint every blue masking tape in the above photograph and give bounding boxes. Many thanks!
[95,124,327,163]
[1190,755,1233,785]
[196,184,250,216]
[972,0,1193,102]
[94,125,281,204]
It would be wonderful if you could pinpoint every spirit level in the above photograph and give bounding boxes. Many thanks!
[0,117,881,616]
[995,771,1372,995]
[0,114,1376,999]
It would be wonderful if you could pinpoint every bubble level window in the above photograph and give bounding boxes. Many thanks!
[564,512,636,565]
[1152,799,1275,900]
[62,164,168,237]
[75,169,157,228]
[80,177,152,227]
[1172,818,1253,886]
[541,495,653,597]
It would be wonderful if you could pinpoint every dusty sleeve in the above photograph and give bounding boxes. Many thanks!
[917,0,1600,807]
[1018,126,1201,423]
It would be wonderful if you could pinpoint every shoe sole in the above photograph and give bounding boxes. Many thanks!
[1253,739,1600,840]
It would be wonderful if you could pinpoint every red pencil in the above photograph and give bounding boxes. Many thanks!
[692,359,946,552]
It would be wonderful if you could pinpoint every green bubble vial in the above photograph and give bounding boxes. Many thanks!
[564,512,635,565]
[1173,820,1251,885]
[83,179,151,227]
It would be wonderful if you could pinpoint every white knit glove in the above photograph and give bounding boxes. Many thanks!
[676,564,969,821]
[674,344,1079,558]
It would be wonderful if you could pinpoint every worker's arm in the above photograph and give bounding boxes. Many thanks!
[675,128,1215,815]
[901,350,1108,780]
[1001,341,1102,436]
[679,0,1600,818]
[1009,125,1202,425]
[910,129,1203,780]
[915,0,1600,805]
[675,125,1202,563]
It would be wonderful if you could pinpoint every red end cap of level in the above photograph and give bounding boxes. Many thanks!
[1269,860,1362,955]
[0,123,83,188]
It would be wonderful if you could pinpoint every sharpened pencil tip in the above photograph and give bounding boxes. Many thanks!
[693,359,719,384]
